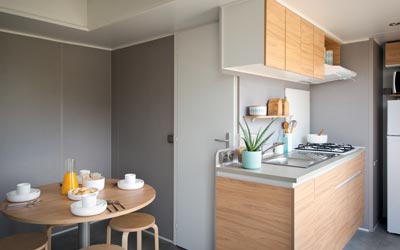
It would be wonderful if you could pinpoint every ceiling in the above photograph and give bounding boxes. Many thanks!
[0,0,235,50]
[0,0,400,50]
[279,0,400,44]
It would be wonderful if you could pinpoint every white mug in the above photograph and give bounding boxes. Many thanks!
[125,173,136,184]
[81,193,97,208]
[16,183,31,195]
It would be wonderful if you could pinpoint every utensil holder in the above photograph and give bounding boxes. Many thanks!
[283,133,293,153]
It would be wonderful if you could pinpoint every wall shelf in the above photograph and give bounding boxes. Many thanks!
[244,115,291,122]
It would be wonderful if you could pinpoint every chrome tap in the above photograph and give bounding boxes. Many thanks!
[262,142,285,156]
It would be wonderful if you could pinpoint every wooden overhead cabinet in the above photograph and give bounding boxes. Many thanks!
[285,8,302,74]
[325,36,341,65]
[385,42,400,67]
[221,0,356,83]
[313,27,325,79]
[300,19,315,77]
[265,0,286,70]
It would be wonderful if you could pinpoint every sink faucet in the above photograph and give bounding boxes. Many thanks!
[262,142,285,156]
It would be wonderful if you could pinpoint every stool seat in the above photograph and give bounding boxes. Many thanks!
[107,213,159,250]
[110,213,155,232]
[0,232,48,250]
[79,244,124,250]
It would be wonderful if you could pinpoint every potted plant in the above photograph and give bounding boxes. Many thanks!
[239,118,276,169]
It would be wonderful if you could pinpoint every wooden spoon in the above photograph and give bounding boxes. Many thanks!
[282,121,289,134]
[318,129,324,136]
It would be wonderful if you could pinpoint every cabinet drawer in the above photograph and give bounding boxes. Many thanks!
[334,153,364,188]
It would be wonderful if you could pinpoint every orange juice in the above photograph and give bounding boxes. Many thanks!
[61,158,79,195]
[61,171,78,195]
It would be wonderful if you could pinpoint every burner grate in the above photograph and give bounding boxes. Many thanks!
[295,143,354,153]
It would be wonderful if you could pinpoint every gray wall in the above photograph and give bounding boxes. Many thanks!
[310,39,383,231]
[239,74,310,147]
[382,45,399,218]
[111,36,174,240]
[0,32,111,237]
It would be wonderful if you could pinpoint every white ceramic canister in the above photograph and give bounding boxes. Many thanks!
[248,105,267,116]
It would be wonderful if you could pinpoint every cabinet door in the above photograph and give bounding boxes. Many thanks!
[216,177,292,250]
[314,168,337,250]
[300,19,314,77]
[285,9,301,74]
[293,180,316,250]
[313,26,325,79]
[348,154,364,234]
[385,42,400,67]
[265,0,286,70]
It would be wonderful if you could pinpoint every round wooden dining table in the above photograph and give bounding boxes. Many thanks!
[0,179,156,248]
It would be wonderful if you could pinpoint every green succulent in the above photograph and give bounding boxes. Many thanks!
[239,117,276,152]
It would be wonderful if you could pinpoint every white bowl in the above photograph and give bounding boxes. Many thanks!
[83,177,105,191]
[68,188,99,201]
[248,105,267,116]
[307,134,328,144]
[117,179,144,190]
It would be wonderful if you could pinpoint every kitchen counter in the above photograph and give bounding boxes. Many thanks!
[216,147,365,188]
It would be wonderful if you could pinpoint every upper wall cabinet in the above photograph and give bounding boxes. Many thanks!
[385,42,400,67]
[221,0,357,84]
[265,0,286,70]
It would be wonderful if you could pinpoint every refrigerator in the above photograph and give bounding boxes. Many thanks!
[387,100,400,234]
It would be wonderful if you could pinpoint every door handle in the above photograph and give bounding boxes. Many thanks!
[214,133,230,148]
[167,134,174,144]
[214,139,229,143]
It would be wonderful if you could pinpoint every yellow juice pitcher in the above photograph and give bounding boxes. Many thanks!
[61,158,78,195]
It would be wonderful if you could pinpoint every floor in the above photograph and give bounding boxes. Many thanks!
[52,220,183,250]
[52,220,400,250]
[345,221,400,250]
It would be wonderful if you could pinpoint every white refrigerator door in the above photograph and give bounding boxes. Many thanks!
[388,100,400,136]
[388,136,400,233]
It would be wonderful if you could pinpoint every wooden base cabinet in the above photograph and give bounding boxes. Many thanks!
[216,152,364,250]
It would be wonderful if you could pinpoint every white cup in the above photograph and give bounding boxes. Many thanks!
[81,193,97,208]
[16,183,31,195]
[125,173,136,184]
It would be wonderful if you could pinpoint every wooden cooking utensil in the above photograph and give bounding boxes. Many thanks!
[282,121,289,134]
[318,129,324,136]
[290,120,297,134]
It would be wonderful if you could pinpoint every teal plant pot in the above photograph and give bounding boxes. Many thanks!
[242,150,262,169]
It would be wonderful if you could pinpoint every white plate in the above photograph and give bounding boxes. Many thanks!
[117,179,144,190]
[70,199,107,217]
[6,188,41,203]
[67,188,99,201]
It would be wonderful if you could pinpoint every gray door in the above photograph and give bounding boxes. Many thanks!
[112,36,174,239]
[175,23,236,250]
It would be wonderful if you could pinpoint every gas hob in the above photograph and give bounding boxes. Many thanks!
[295,143,355,154]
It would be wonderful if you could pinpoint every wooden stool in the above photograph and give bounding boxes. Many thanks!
[107,213,159,250]
[79,244,124,250]
[0,232,48,250]
[46,224,71,250]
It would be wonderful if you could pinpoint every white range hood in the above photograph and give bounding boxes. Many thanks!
[223,63,357,85]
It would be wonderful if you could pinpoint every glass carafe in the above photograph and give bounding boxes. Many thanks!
[61,158,79,195]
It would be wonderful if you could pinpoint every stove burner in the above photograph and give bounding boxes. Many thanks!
[295,143,354,154]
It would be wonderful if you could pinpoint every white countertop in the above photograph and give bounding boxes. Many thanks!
[216,148,365,188]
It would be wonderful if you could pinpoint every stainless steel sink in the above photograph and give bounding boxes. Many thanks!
[262,151,338,168]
